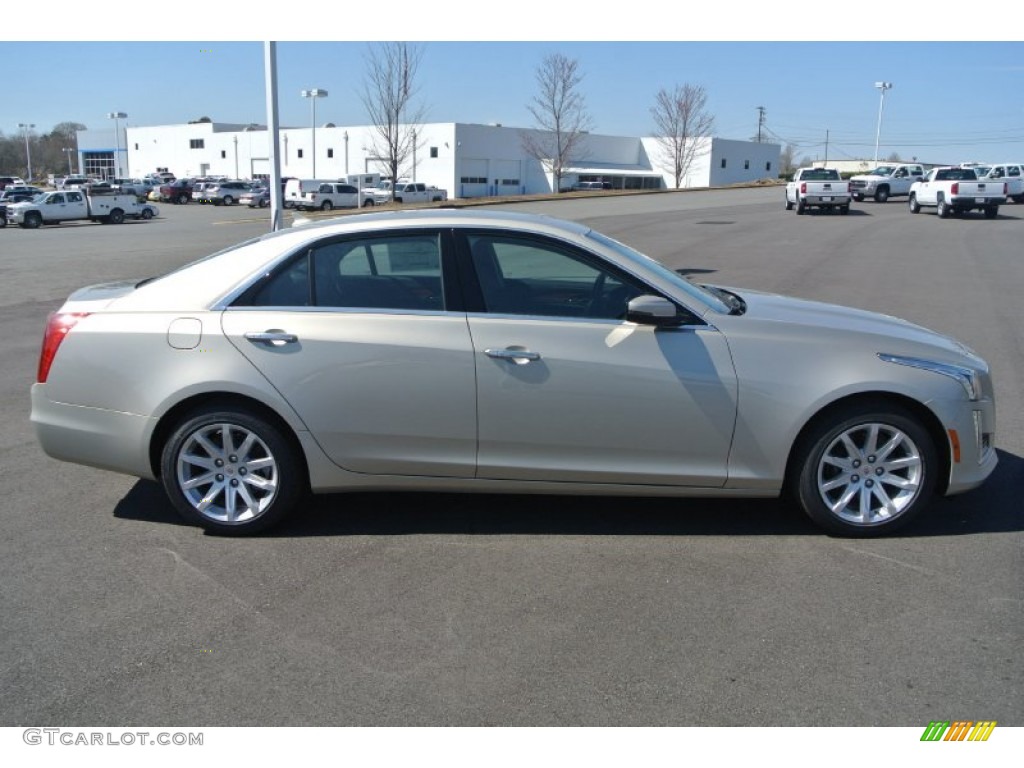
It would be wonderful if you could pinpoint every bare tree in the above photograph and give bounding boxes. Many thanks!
[779,143,798,176]
[361,42,427,199]
[650,84,714,188]
[521,53,592,192]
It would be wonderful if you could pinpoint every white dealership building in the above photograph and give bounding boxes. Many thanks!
[76,120,780,198]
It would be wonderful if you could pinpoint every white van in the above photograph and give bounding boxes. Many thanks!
[284,179,331,209]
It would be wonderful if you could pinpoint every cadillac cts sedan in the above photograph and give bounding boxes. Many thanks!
[31,210,997,536]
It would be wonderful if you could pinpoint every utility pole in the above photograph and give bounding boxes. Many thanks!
[756,106,766,143]
[824,129,829,167]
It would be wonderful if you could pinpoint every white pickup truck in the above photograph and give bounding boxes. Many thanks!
[979,163,1024,204]
[367,180,448,206]
[785,168,851,214]
[848,163,925,202]
[5,189,158,228]
[908,167,1007,219]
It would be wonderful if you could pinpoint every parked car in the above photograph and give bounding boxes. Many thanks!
[848,164,925,202]
[159,180,193,204]
[294,182,360,211]
[978,163,1024,203]
[785,168,851,214]
[240,187,270,208]
[30,210,996,537]
[0,176,19,190]
[204,180,251,206]
[58,176,91,190]
[908,167,1007,218]
[0,185,45,203]
[572,181,610,191]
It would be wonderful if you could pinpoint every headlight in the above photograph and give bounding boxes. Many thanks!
[878,353,982,401]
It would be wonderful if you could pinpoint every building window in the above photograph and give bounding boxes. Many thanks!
[327,148,334,158]
[500,179,520,186]
[460,176,487,184]
[744,160,750,170]
[134,143,138,150]
[766,161,772,171]
[297,149,304,158]
[221,150,227,159]
[430,147,438,158]
[721,158,727,169]
[190,139,205,149]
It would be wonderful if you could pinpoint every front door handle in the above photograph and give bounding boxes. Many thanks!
[485,347,541,365]
[245,330,298,347]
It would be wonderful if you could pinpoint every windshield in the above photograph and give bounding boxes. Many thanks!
[868,166,895,176]
[31,193,48,203]
[585,230,732,314]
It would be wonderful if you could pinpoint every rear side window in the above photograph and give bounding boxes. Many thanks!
[239,233,444,312]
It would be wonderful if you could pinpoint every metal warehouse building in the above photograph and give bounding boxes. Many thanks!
[77,121,780,198]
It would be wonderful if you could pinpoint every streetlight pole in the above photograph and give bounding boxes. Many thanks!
[107,112,127,179]
[62,147,75,175]
[18,123,35,181]
[233,136,239,178]
[301,88,328,177]
[873,82,892,167]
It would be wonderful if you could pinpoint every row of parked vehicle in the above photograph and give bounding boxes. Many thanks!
[785,162,1023,219]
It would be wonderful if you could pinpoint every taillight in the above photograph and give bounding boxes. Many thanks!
[37,312,88,383]
[1004,183,1008,195]
[951,182,959,195]
[800,182,807,194]
[845,182,851,194]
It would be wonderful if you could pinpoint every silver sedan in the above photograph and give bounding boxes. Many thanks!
[31,210,997,536]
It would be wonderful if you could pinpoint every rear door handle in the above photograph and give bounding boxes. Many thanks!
[485,347,541,365]
[245,330,298,346]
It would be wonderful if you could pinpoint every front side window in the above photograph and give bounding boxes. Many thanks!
[240,233,444,312]
[48,194,65,205]
[467,233,646,320]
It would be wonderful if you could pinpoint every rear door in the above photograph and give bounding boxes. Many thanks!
[221,228,477,478]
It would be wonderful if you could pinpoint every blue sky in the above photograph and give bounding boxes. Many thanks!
[5,20,1023,166]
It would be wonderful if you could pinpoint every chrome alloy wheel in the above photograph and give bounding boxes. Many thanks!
[816,422,924,526]
[175,422,279,524]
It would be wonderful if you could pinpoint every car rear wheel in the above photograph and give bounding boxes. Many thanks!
[108,208,125,224]
[160,407,303,535]
[177,194,189,205]
[983,206,998,219]
[223,196,234,206]
[839,204,850,215]
[937,198,951,218]
[908,193,921,214]
[795,198,805,215]
[792,403,936,537]
[321,200,333,211]
[785,194,793,210]
[141,208,153,220]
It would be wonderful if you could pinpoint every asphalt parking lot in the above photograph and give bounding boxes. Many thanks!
[1,188,1020,726]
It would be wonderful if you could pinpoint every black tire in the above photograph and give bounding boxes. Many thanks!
[108,208,125,224]
[223,195,234,206]
[908,193,921,214]
[0,215,7,229]
[1012,195,1024,204]
[320,200,333,211]
[785,194,793,211]
[795,197,806,215]
[23,211,42,229]
[839,204,850,215]
[791,402,937,537]
[874,186,890,203]
[984,206,998,219]
[259,198,269,208]
[362,199,374,207]
[141,208,153,220]
[937,198,950,219]
[160,407,304,535]
[177,193,189,205]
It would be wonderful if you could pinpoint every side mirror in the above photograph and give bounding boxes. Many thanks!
[627,295,682,327]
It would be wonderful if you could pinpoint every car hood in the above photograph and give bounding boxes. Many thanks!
[724,288,979,361]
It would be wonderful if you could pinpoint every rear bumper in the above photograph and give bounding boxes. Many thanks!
[31,385,156,480]
[949,195,1006,208]
[803,195,850,206]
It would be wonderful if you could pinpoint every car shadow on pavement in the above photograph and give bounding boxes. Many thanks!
[113,450,1023,539]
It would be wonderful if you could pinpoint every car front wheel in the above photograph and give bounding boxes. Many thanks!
[160,407,303,535]
[792,403,937,537]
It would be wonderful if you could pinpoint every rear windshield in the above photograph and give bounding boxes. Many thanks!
[935,168,978,181]
[798,169,841,180]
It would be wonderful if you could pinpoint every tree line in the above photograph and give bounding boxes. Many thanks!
[0,122,86,180]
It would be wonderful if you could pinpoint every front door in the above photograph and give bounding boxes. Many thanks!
[461,231,738,486]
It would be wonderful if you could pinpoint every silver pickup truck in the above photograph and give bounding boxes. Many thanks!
[785,168,851,215]
[908,167,1007,218]
[849,163,924,202]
